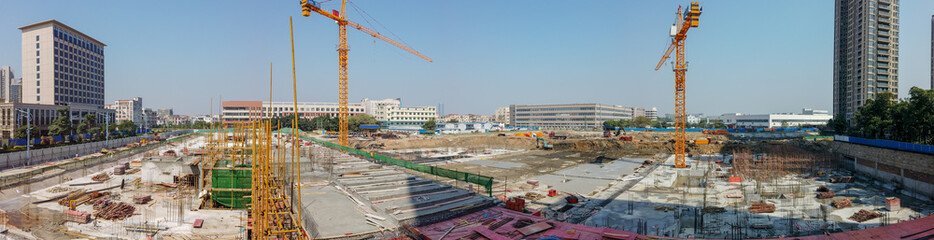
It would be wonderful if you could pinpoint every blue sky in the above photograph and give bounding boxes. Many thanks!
[0,1,932,116]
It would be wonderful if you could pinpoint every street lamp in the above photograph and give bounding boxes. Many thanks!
[102,114,111,147]
[16,109,32,166]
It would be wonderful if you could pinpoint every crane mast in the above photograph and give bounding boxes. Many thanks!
[301,0,432,147]
[656,2,701,168]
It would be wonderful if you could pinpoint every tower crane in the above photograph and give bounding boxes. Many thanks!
[655,2,701,168]
[300,0,433,146]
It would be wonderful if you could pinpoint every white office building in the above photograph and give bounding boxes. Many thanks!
[733,109,832,128]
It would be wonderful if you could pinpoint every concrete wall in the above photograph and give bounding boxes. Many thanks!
[829,141,934,199]
[0,130,190,170]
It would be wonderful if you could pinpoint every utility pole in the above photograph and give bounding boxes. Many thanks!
[16,109,32,166]
[103,114,111,147]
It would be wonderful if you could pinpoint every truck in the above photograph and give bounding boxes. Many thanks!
[549,132,568,140]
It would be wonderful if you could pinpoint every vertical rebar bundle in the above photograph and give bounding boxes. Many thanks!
[732,145,832,182]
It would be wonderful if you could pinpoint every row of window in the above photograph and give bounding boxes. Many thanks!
[54,27,103,55]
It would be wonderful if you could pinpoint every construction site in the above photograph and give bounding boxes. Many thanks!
[0,1,932,240]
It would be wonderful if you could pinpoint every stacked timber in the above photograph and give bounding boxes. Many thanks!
[91,173,110,182]
[849,209,880,222]
[93,199,136,220]
[749,202,775,213]
[816,192,836,199]
[831,199,852,208]
[63,210,91,224]
[133,195,152,204]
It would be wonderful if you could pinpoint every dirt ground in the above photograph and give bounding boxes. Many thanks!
[341,131,730,196]
[348,131,728,159]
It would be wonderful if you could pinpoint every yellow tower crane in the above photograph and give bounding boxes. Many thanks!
[300,0,433,147]
[655,2,701,168]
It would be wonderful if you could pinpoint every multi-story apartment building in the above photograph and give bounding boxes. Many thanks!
[833,0,900,120]
[19,20,105,106]
[494,107,510,125]
[156,108,173,117]
[0,66,18,103]
[646,107,658,121]
[221,98,437,129]
[221,101,365,125]
[106,97,143,124]
[508,103,644,130]
[385,105,437,129]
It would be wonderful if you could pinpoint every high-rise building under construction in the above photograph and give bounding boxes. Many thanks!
[833,0,900,119]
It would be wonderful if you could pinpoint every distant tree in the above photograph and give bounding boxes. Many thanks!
[48,108,72,137]
[117,120,138,134]
[446,119,459,123]
[827,114,848,134]
[348,114,378,132]
[422,118,437,131]
[15,125,39,139]
[632,116,651,128]
[308,115,339,132]
[192,120,210,129]
[780,120,790,129]
[852,92,896,139]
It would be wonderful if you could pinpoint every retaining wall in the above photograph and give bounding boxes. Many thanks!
[829,141,934,199]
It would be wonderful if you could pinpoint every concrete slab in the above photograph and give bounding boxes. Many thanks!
[463,159,526,169]
[300,185,391,238]
[554,158,646,180]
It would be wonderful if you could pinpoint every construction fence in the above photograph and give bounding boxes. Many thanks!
[835,135,934,156]
[0,130,192,170]
[302,136,495,196]
[0,132,195,188]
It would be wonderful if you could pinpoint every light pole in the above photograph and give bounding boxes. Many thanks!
[102,114,111,147]
[16,109,32,166]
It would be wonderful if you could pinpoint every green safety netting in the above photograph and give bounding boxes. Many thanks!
[211,160,252,208]
[303,136,494,196]
[274,127,304,134]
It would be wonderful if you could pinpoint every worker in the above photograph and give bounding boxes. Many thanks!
[120,179,125,189]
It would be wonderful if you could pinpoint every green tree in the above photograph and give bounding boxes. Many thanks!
[15,125,39,139]
[712,120,726,128]
[117,120,138,134]
[192,120,210,129]
[632,116,651,128]
[348,114,378,132]
[603,120,619,129]
[446,119,459,123]
[308,115,339,132]
[48,108,72,137]
[827,114,848,134]
[78,114,98,134]
[422,118,437,131]
[780,120,789,129]
[852,92,896,139]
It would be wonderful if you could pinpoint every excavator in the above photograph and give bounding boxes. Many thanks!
[535,137,553,150]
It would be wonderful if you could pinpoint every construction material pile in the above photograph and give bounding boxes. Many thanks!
[59,191,111,207]
[848,209,881,222]
[817,192,836,199]
[57,190,86,206]
[91,173,110,182]
[750,202,776,213]
[47,186,73,193]
[133,195,152,204]
[830,176,853,183]
[817,185,830,192]
[63,210,91,224]
[831,199,852,208]
[93,199,136,220]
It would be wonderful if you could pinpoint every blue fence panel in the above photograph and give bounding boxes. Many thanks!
[835,135,934,155]
[52,136,63,142]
